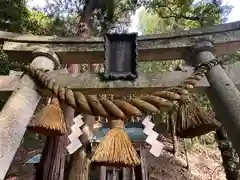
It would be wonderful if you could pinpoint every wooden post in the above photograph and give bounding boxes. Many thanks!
[67,115,95,180]
[123,167,132,180]
[191,41,240,155]
[100,166,106,180]
[0,53,58,180]
[67,63,98,180]
[36,64,78,180]
[132,167,136,180]
[113,168,117,180]
[64,63,80,169]
[140,145,148,180]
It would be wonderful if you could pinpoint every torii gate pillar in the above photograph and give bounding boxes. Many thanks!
[191,41,240,155]
[0,49,60,180]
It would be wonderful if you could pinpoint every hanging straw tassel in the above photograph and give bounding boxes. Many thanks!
[175,97,221,138]
[91,119,141,167]
[28,97,67,136]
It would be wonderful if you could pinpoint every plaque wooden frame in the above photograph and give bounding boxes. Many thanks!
[102,33,138,81]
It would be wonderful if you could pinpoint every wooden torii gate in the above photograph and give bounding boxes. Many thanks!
[0,21,240,179]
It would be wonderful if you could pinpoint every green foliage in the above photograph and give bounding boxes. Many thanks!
[0,0,76,36]
[27,0,232,36]
[138,60,184,72]
[144,0,232,28]
[137,0,234,74]
[0,48,9,75]
[137,1,232,73]
[223,51,240,65]
[0,0,65,77]
[22,9,52,35]
[183,132,217,152]
[32,0,139,36]
[0,0,29,32]
[24,9,78,36]
[138,8,170,34]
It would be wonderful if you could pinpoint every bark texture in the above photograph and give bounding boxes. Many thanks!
[67,115,95,180]
[36,135,66,180]
[77,0,95,36]
[67,147,89,180]
[35,64,78,180]
[215,127,240,180]
[68,4,100,178]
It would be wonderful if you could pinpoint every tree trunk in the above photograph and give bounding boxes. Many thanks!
[67,146,89,180]
[77,0,96,36]
[66,63,96,180]
[67,115,95,180]
[36,64,78,180]
[215,127,240,180]
[36,135,67,180]
[70,4,98,179]
[66,61,96,180]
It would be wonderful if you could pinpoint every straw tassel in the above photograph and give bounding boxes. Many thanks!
[28,97,67,136]
[91,119,141,167]
[175,97,221,138]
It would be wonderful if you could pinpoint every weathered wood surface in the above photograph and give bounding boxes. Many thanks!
[1,62,240,96]
[1,21,239,43]
[100,166,106,180]
[194,41,240,156]
[140,145,148,180]
[3,21,240,63]
[123,168,132,180]
[36,65,77,180]
[67,116,95,180]
[0,56,56,180]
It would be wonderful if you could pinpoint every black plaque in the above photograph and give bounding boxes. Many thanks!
[102,33,138,81]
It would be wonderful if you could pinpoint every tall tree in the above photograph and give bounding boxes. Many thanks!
[33,0,139,36]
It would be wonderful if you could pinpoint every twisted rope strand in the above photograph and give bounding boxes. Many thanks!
[23,59,221,118]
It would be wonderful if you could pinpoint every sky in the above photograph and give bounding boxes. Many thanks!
[27,0,240,33]
[223,0,240,22]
